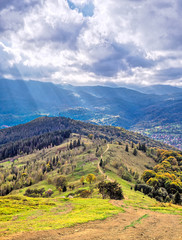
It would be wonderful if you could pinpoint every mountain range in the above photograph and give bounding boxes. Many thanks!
[0,79,182,149]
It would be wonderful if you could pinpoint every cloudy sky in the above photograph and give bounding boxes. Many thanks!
[0,0,182,86]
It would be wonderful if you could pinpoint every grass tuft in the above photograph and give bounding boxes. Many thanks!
[123,214,149,230]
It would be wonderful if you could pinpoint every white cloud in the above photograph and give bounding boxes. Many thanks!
[0,0,182,86]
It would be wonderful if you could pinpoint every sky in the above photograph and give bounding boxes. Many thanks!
[0,0,182,86]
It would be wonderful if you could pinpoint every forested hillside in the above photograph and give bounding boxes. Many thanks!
[0,130,71,161]
[0,117,175,158]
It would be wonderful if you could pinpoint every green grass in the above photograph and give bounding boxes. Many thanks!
[1,138,182,238]
[123,214,149,230]
[12,180,60,197]
[106,170,182,215]
[0,196,123,237]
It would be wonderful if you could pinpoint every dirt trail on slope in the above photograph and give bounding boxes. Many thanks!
[5,201,182,240]
[97,144,113,182]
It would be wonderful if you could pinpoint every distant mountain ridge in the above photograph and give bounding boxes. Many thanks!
[0,79,182,149]
[1,79,181,126]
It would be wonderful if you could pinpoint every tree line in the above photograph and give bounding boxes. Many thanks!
[0,130,71,161]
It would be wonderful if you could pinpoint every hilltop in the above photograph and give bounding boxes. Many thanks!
[0,117,175,160]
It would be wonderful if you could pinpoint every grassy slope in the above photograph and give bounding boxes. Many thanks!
[102,143,156,175]
[0,137,182,238]
[0,196,122,237]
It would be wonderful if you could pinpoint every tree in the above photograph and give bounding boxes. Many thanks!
[69,141,73,150]
[142,170,156,183]
[98,181,124,200]
[99,158,103,167]
[86,174,96,184]
[133,148,137,156]
[173,191,181,205]
[63,185,67,192]
[77,139,81,147]
[56,176,67,189]
[147,177,158,187]
[125,144,129,152]
[73,140,77,148]
[139,143,147,152]
[80,176,85,185]
[134,172,139,180]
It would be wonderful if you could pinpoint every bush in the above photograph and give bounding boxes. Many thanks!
[122,172,132,182]
[55,176,67,189]
[24,188,45,197]
[45,189,53,197]
[134,184,152,195]
[98,181,124,200]
[79,190,91,198]
[142,170,156,183]
[70,189,91,198]
[173,191,181,205]
[156,187,168,199]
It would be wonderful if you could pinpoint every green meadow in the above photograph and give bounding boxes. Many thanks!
[0,137,182,238]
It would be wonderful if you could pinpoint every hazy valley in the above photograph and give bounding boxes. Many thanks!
[1,79,182,150]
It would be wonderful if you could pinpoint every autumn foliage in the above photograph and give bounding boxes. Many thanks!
[139,150,182,204]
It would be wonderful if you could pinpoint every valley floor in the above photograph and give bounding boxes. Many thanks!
[4,200,182,240]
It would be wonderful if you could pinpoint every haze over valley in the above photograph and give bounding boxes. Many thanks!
[1,79,182,149]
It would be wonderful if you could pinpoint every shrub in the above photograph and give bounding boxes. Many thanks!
[71,189,91,198]
[122,172,132,182]
[134,184,152,195]
[24,188,45,197]
[45,189,53,197]
[173,191,181,205]
[156,187,168,199]
[55,176,67,189]
[79,190,91,198]
[142,170,156,183]
[98,181,124,200]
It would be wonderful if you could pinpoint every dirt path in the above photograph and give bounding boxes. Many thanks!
[6,201,182,240]
[97,144,113,181]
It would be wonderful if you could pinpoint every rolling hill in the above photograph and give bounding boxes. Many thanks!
[0,118,181,239]
[0,116,175,155]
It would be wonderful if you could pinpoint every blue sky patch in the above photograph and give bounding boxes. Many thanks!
[67,0,94,17]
